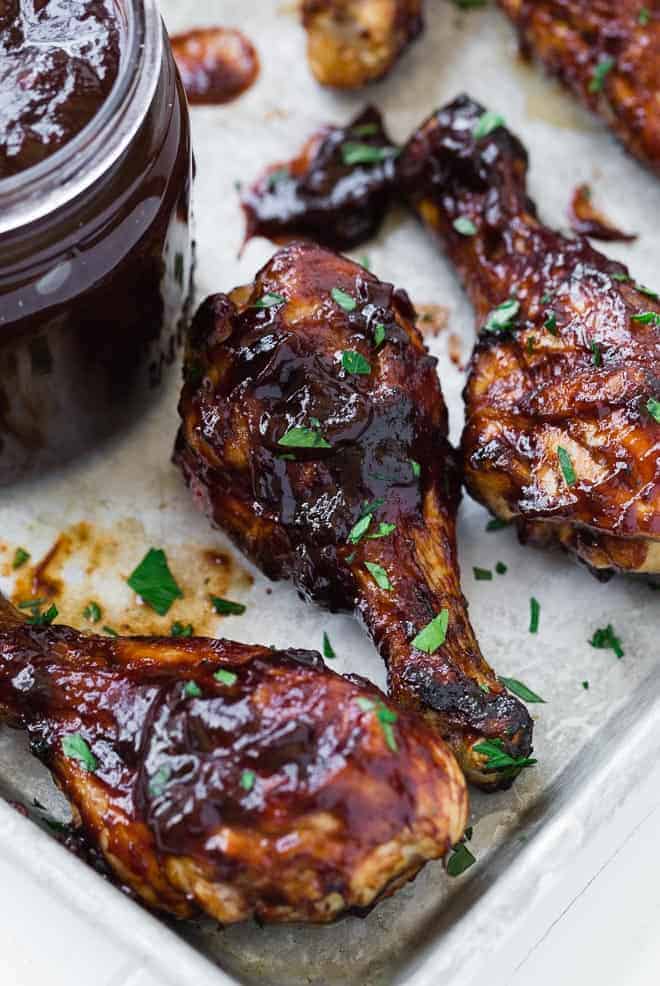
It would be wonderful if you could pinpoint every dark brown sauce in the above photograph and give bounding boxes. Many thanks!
[0,0,121,178]
[569,183,637,242]
[171,27,259,106]
[241,106,398,251]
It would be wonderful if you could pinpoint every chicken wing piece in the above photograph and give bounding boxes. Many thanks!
[398,95,660,577]
[497,1,660,174]
[0,593,467,924]
[241,106,398,251]
[302,0,423,89]
[175,242,534,789]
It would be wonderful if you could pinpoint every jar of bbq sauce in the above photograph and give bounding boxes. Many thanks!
[0,0,193,484]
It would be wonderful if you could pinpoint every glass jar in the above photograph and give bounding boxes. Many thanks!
[0,0,193,485]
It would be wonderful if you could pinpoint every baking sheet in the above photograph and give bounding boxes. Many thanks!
[1,1,659,984]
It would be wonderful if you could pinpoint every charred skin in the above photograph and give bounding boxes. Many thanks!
[302,0,423,89]
[398,95,660,577]
[241,106,397,252]
[498,0,660,174]
[175,242,534,788]
[0,594,467,925]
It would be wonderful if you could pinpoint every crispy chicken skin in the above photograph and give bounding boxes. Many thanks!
[498,0,660,174]
[302,0,423,89]
[0,594,467,924]
[398,95,660,577]
[174,242,534,788]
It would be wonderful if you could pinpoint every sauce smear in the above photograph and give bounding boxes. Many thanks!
[171,27,259,105]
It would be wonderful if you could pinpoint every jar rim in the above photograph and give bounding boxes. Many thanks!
[0,0,163,237]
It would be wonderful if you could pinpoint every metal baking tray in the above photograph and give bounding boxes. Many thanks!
[1,2,658,984]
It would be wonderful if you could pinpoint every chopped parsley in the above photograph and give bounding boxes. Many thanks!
[18,597,44,609]
[495,561,508,575]
[127,548,183,616]
[499,676,545,703]
[529,597,540,634]
[183,681,202,698]
[636,284,659,300]
[646,398,660,423]
[639,7,650,25]
[557,445,577,486]
[83,601,102,624]
[26,603,58,626]
[526,336,536,355]
[12,547,30,569]
[278,425,331,449]
[61,733,97,773]
[267,168,289,189]
[351,122,380,138]
[364,561,392,591]
[590,624,624,659]
[356,697,398,752]
[342,350,371,375]
[632,311,660,326]
[254,292,285,309]
[411,609,449,653]
[446,842,476,877]
[410,459,421,479]
[590,340,602,366]
[611,272,631,283]
[348,513,373,544]
[544,310,558,334]
[211,596,246,616]
[486,517,509,532]
[102,625,118,637]
[589,56,615,94]
[473,738,537,774]
[341,142,398,166]
[171,621,193,637]
[149,765,171,797]
[483,298,519,334]
[240,769,256,791]
[473,567,492,581]
[359,254,371,269]
[323,632,336,660]
[453,217,477,236]
[367,522,396,540]
[473,110,505,140]
[331,287,357,312]
[373,322,386,347]
[582,680,590,690]
[360,497,385,518]
[214,668,238,685]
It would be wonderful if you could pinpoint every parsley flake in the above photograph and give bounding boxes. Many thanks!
[447,842,476,877]
[356,697,398,751]
[341,142,398,166]
[26,603,58,626]
[342,350,371,375]
[483,298,519,334]
[495,561,508,575]
[544,310,558,334]
[529,597,540,634]
[331,287,357,312]
[589,56,615,93]
[149,765,171,797]
[350,123,379,138]
[278,425,331,449]
[254,292,285,309]
[499,676,545,703]
[590,624,624,658]
[183,681,202,698]
[410,459,421,479]
[323,632,336,660]
[590,340,602,366]
[486,517,509,532]
[171,621,193,637]
[632,311,660,326]
[348,513,373,544]
[214,669,238,685]
[411,610,449,653]
[211,596,246,616]
[367,522,396,540]
[12,547,30,569]
[102,625,118,637]
[473,567,492,581]
[240,769,256,791]
[647,398,660,423]
[453,217,477,236]
[373,322,386,347]
[473,738,537,774]
[473,110,505,140]
[127,548,183,616]
[557,446,577,486]
[639,7,650,25]
[62,733,97,772]
[365,561,392,591]
[83,601,102,624]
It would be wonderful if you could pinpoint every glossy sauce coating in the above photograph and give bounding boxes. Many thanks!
[0,599,467,924]
[498,0,660,174]
[569,183,636,242]
[398,95,660,576]
[175,242,534,788]
[0,0,121,177]
[241,106,398,251]
[171,27,259,106]
[302,0,423,89]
